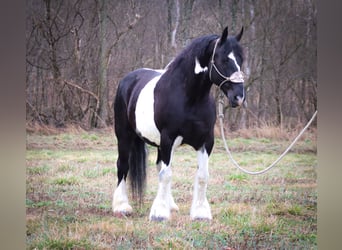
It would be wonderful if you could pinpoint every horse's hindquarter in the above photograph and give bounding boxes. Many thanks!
[115,68,164,146]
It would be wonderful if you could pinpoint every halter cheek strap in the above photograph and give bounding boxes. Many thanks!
[209,39,245,89]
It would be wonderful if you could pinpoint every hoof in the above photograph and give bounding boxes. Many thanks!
[113,210,132,218]
[112,203,133,218]
[190,200,212,221]
[149,199,171,221]
[150,215,169,222]
[191,216,211,222]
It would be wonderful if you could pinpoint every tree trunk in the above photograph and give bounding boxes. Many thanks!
[45,0,63,125]
[274,80,283,127]
[93,0,108,128]
[180,0,194,46]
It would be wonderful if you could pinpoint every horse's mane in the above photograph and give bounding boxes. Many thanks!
[165,34,219,75]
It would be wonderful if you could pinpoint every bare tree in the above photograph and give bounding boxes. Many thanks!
[26,0,317,130]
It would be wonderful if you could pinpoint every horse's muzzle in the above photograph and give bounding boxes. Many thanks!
[227,93,245,108]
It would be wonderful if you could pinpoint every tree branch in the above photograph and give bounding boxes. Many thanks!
[62,79,99,103]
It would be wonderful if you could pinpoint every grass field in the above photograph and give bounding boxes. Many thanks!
[26,127,317,249]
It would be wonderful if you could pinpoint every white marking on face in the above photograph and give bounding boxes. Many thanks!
[135,72,164,145]
[228,52,241,72]
[194,57,208,74]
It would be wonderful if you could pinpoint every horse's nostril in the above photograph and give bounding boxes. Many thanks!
[235,96,244,106]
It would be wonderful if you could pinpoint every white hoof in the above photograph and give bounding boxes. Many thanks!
[113,203,133,216]
[190,200,212,220]
[149,200,170,221]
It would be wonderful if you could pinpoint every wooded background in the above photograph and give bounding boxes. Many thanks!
[26,0,317,130]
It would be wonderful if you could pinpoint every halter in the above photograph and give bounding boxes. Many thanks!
[209,39,245,89]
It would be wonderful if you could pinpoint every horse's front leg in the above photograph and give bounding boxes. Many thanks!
[156,149,179,212]
[190,145,212,220]
[149,136,183,221]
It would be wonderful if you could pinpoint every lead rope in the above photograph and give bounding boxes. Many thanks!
[218,94,318,175]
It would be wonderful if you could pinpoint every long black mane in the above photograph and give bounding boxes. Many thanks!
[166,35,218,74]
[161,35,219,102]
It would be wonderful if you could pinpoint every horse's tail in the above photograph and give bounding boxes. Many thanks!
[128,136,147,203]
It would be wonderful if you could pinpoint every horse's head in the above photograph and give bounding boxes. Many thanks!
[209,27,245,108]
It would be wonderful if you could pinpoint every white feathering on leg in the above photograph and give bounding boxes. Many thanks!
[112,179,132,215]
[190,148,212,220]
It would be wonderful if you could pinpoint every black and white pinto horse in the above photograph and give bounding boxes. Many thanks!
[113,27,245,221]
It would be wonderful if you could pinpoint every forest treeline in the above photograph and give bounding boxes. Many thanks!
[26,0,316,130]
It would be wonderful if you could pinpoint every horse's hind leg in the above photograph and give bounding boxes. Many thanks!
[112,142,133,215]
[113,85,137,216]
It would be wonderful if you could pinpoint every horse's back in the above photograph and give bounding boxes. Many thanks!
[116,68,161,101]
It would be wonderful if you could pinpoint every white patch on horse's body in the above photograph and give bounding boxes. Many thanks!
[135,73,164,145]
[112,179,132,215]
[142,68,165,74]
[149,136,183,221]
[190,147,212,220]
[194,57,208,74]
[164,59,174,70]
[228,52,241,72]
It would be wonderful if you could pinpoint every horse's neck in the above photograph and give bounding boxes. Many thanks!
[185,73,213,104]
[189,52,213,96]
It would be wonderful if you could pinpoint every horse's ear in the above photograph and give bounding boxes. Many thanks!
[219,26,228,45]
[236,26,244,42]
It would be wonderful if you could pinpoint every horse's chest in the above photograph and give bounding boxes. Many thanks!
[135,76,161,145]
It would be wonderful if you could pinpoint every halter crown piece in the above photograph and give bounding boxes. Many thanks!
[209,39,245,88]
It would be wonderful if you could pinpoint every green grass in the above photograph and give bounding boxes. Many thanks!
[52,176,80,185]
[26,129,317,249]
[228,173,249,182]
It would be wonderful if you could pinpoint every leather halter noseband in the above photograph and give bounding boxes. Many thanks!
[209,39,245,89]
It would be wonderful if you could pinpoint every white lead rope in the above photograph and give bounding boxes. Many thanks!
[218,99,318,175]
